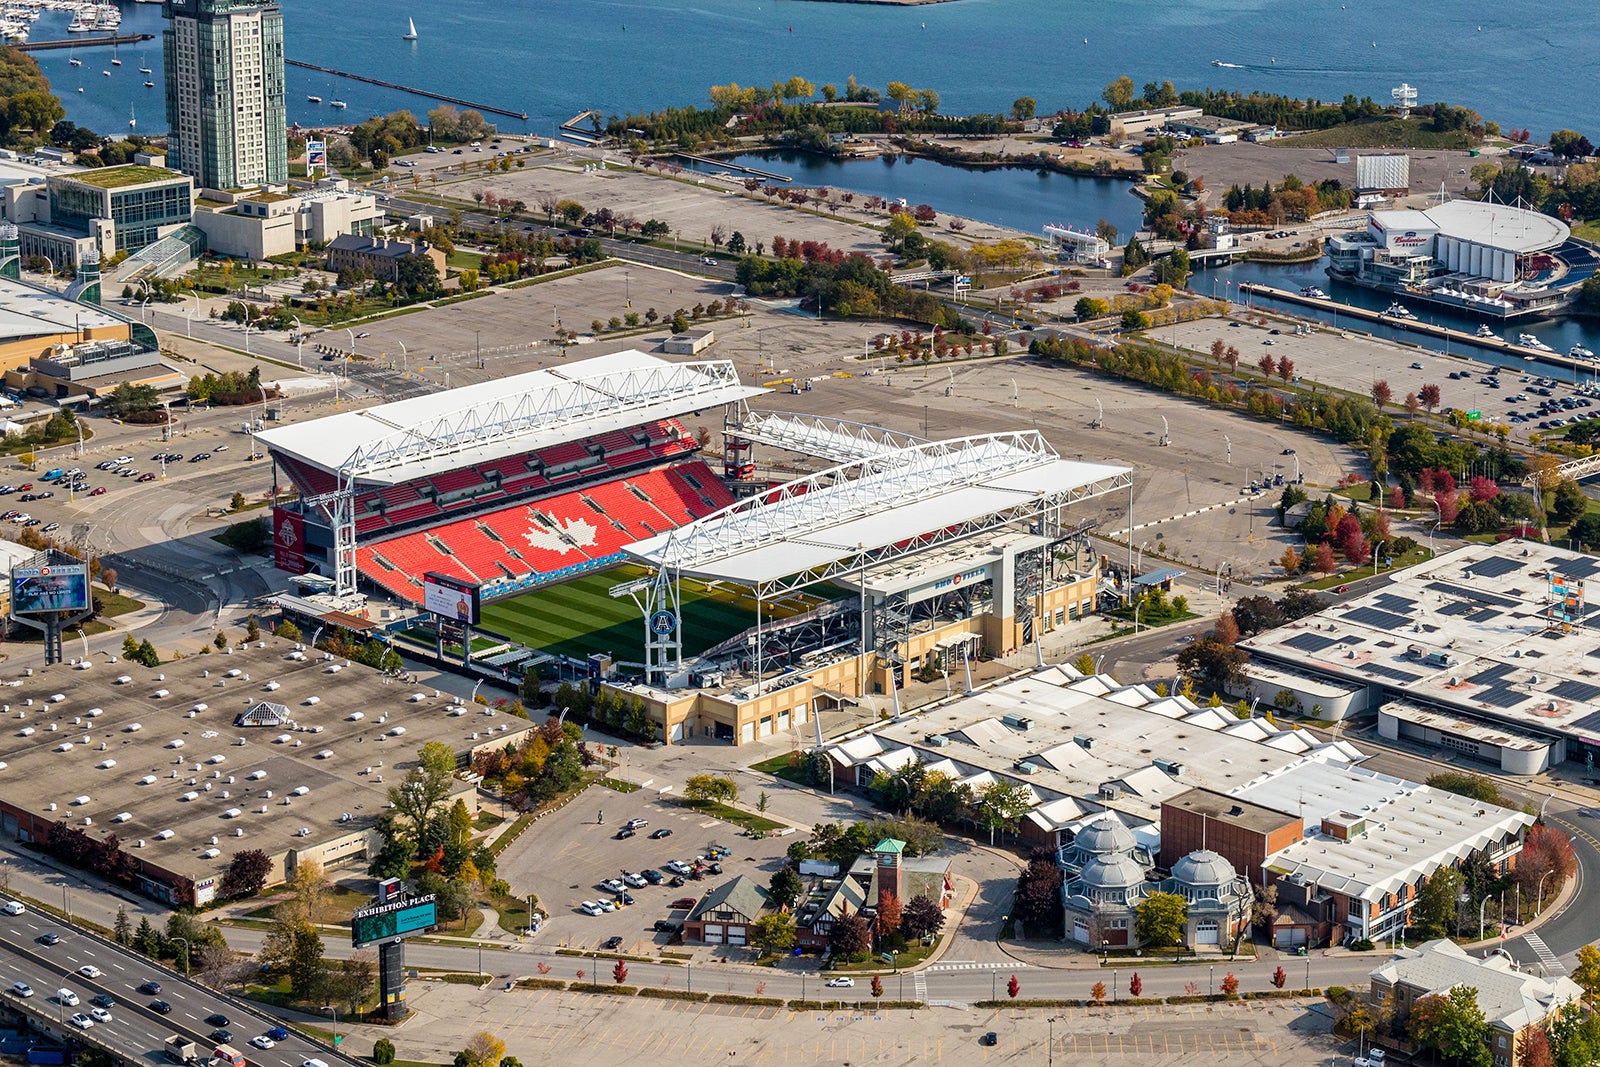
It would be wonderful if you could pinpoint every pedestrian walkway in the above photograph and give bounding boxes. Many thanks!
[1524,932,1565,974]
[926,961,1027,971]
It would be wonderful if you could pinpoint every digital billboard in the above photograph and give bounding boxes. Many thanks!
[423,572,480,625]
[352,894,437,947]
[12,564,90,616]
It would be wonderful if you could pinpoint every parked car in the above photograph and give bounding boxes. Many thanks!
[652,920,680,934]
[137,473,156,483]
[670,897,698,910]
[649,828,673,839]
[90,487,106,495]
[599,878,626,894]
[601,936,623,950]
[640,869,664,885]
[579,901,603,916]
[825,977,854,988]
[623,872,647,888]
[614,828,635,840]
[980,1032,998,1047]
[624,818,648,830]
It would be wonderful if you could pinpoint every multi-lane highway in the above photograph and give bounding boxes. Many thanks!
[0,899,354,1067]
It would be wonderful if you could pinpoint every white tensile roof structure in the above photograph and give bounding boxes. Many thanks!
[624,430,1131,593]
[257,350,764,484]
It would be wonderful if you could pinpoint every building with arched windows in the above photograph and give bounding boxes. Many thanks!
[1159,850,1253,948]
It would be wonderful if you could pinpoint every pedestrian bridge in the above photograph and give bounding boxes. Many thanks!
[1523,452,1600,487]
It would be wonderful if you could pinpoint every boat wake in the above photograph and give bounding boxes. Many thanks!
[1211,61,1242,68]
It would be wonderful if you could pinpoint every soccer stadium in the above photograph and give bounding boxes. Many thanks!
[260,351,1133,745]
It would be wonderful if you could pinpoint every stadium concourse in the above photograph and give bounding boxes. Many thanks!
[255,350,765,609]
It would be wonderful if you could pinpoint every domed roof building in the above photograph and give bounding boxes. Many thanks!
[1160,849,1254,949]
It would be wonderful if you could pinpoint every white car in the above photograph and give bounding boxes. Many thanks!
[114,455,132,464]
[89,1007,111,1023]
[11,982,32,997]
[250,1036,277,1050]
[77,965,102,979]
[579,900,604,916]
[622,872,647,888]
[599,878,626,894]
[2,900,23,916]
[69,1012,93,1030]
[824,976,855,988]
[56,989,79,1006]
[597,899,617,913]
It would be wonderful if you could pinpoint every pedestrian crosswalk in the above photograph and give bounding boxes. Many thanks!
[913,971,927,1000]
[926,961,1028,972]
[1524,932,1566,974]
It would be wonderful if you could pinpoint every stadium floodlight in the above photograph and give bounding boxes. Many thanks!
[608,577,651,600]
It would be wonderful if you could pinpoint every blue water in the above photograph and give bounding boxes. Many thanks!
[46,0,1598,144]
[677,150,1146,237]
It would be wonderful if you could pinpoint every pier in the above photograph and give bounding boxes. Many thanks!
[285,59,528,121]
[14,33,153,51]
[673,153,792,183]
[1239,282,1592,376]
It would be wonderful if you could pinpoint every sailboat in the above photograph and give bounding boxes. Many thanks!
[138,51,152,75]
[68,43,80,67]
[128,105,135,130]
[402,16,417,40]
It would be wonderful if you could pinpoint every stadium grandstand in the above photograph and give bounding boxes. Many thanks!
[257,351,765,601]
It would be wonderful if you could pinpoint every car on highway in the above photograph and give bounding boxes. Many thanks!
[69,1012,93,1030]
[2,900,23,915]
[265,1029,289,1042]
[824,977,854,988]
[210,1030,233,1044]
[601,936,623,950]
[37,931,59,945]
[207,1014,230,1027]
[89,1007,112,1024]
[301,1059,329,1067]
[149,999,172,1014]
[138,981,161,995]
[76,965,101,979]
[91,994,114,1008]
[56,989,79,1006]
[10,982,32,997]
[249,1036,275,1050]
[649,828,672,839]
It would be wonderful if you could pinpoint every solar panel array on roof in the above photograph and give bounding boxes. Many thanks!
[1283,632,1338,654]
[1343,606,1413,631]
[1438,601,1479,617]
[1470,608,1500,623]
[1570,710,1600,734]
[1464,556,1524,579]
[1469,663,1518,685]
[1556,557,1600,579]
[1550,680,1600,703]
[1373,594,1417,612]
[1361,663,1421,684]
[1475,687,1527,709]
[1424,582,1521,609]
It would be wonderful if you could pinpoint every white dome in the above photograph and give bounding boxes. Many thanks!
[1172,849,1238,887]
[1072,815,1137,857]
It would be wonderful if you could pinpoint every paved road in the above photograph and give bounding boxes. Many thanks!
[0,897,355,1067]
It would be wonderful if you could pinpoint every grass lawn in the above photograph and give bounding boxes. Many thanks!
[490,889,541,936]
[1571,220,1600,244]
[1289,118,1477,150]
[749,753,813,787]
[1298,545,1432,589]
[1332,482,1378,503]
[830,941,936,973]
[679,798,783,834]
[447,249,484,270]
[478,563,842,661]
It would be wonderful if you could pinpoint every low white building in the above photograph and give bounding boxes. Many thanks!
[193,183,382,260]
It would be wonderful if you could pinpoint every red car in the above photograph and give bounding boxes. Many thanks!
[17,483,30,491]
[89,486,106,496]
[136,473,156,483]
[669,897,697,910]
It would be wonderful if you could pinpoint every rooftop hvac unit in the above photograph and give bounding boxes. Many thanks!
[191,703,208,713]
[1100,784,1122,800]
[290,786,310,796]
[152,689,169,699]
[274,734,291,744]
[347,712,364,721]
[17,727,32,737]
[200,848,220,859]
[86,708,102,717]
[225,669,242,679]
[112,812,131,823]
[234,828,244,836]
[325,664,342,674]
[295,827,311,837]
[389,726,406,736]
[168,739,184,749]
[1152,758,1185,775]
[222,808,242,819]
[316,750,334,760]
[54,742,72,752]
[926,734,949,747]
[124,723,141,732]
[1001,714,1034,731]
[1075,735,1096,749]
[180,791,199,802]
[1014,761,1041,775]
[154,829,174,840]
[304,696,320,706]
[115,675,132,685]
[97,759,116,769]
[263,681,279,691]
[137,775,156,785]
[206,754,226,765]
[449,708,466,717]
[48,694,64,703]
[247,770,267,780]
[71,795,90,805]
[408,693,428,703]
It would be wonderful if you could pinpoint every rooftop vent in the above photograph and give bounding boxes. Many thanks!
[97,759,116,769]
[200,848,220,859]
[124,723,141,732]
[154,829,174,840]
[111,812,130,823]
[289,786,309,797]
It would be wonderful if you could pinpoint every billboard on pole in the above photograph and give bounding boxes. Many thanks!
[423,572,480,624]
[11,564,89,615]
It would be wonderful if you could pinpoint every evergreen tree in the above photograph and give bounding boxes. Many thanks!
[113,905,131,947]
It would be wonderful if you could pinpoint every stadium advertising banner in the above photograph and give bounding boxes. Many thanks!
[11,564,89,615]
[351,893,437,947]
[423,572,480,625]
[273,507,306,574]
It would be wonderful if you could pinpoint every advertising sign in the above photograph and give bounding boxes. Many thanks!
[11,564,89,615]
[423,572,480,625]
[351,894,437,947]
[305,140,326,175]
[272,507,306,574]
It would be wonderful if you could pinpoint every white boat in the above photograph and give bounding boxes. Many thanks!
[127,105,134,130]
[1570,344,1596,360]
[402,15,416,39]
[143,80,153,87]
[307,94,321,103]
[1300,287,1328,299]
[100,68,109,76]
[1518,333,1553,352]
[1382,302,1416,320]
[138,66,152,74]
[330,100,347,109]
[1476,325,1495,338]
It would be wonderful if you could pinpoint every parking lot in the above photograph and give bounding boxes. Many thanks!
[497,786,800,956]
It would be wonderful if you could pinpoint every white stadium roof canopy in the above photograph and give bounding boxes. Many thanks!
[257,350,765,484]
[625,431,1131,592]
[1422,199,1569,254]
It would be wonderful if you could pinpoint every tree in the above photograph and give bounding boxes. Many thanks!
[113,906,132,947]
[1221,972,1239,996]
[901,894,945,941]
[1573,944,1600,1001]
[1571,511,1600,549]
[684,774,738,803]
[1230,595,1286,637]
[974,780,1033,844]
[1103,76,1136,112]
[458,1032,505,1067]
[1409,986,1491,1067]
[1121,308,1149,331]
[1272,966,1287,989]
[1411,866,1462,939]
[611,957,628,984]
[1129,972,1143,997]
[328,952,377,1014]
[768,865,803,909]
[1011,97,1037,121]
[749,912,797,957]
[1091,980,1107,1003]
[1550,479,1588,526]
[388,741,458,848]
[1013,848,1064,936]
[828,912,872,959]
[1419,383,1441,413]
[219,849,271,899]
[373,1040,396,1066]
[262,918,326,1000]
[1176,636,1248,695]
[1518,823,1578,908]
[396,253,442,300]
[1007,974,1021,999]
[869,974,884,999]
[1134,892,1188,948]
[877,890,903,938]
[1370,380,1393,408]
[1522,1028,1556,1067]
[1549,1006,1600,1067]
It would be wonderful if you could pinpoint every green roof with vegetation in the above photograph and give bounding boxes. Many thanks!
[66,165,187,190]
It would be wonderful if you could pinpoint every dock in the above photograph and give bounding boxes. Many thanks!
[673,153,791,183]
[1239,282,1592,376]
[14,33,153,51]
[284,59,527,121]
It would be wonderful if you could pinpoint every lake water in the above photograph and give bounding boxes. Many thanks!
[45,0,1598,146]
[676,150,1146,237]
